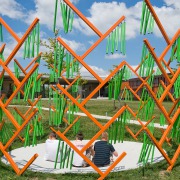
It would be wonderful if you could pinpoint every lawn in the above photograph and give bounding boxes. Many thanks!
[0,99,179,180]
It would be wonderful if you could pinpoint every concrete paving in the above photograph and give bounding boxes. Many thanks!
[1,141,164,174]
[5,105,166,174]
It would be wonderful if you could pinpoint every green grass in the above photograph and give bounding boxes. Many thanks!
[0,99,179,180]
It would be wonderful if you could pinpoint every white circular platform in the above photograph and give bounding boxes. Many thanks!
[1,141,164,174]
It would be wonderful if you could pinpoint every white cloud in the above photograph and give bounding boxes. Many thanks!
[73,1,141,39]
[0,36,23,60]
[105,53,126,59]
[25,0,79,31]
[1,0,179,41]
[0,0,25,19]
[88,40,94,45]
[163,0,180,9]
[128,65,170,78]
[73,1,180,39]
[71,0,80,4]
[40,34,85,54]
[62,37,86,52]
[79,65,108,78]
[25,0,57,29]
[153,2,180,38]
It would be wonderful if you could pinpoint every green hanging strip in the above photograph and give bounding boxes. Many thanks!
[54,140,61,169]
[60,141,64,169]
[170,41,176,62]
[23,22,40,59]
[177,36,180,63]
[68,102,72,124]
[144,8,150,35]
[66,147,72,168]
[108,81,112,100]
[27,36,31,58]
[50,68,53,82]
[148,15,154,34]
[73,120,80,135]
[115,26,119,51]
[66,53,71,78]
[66,6,71,33]
[171,115,180,143]
[31,71,38,101]
[24,76,32,101]
[140,1,146,34]
[173,75,180,99]
[69,9,74,32]
[0,23,3,42]
[31,28,35,57]
[69,150,74,170]
[23,40,27,59]
[138,121,155,165]
[71,59,74,78]
[32,117,38,147]
[105,22,126,55]
[60,0,74,33]
[53,0,58,32]
[36,22,40,55]
[120,22,124,53]
[54,41,58,82]
[62,2,68,33]
[140,1,155,35]
[60,97,67,125]
[58,45,63,77]
[106,34,110,54]
[160,113,166,126]
[24,124,30,147]
[122,21,126,55]
[111,31,115,54]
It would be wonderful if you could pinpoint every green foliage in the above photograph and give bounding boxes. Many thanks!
[40,29,60,68]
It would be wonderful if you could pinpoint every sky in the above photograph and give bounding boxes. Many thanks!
[0,0,180,78]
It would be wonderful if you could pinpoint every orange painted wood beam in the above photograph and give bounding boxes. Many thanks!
[159,108,180,146]
[167,146,180,171]
[125,126,138,140]
[4,108,38,150]
[64,0,103,37]
[145,0,170,44]
[81,16,125,60]
[18,154,38,175]
[80,105,127,154]
[24,53,42,71]
[0,99,20,129]
[81,61,126,106]
[98,152,126,180]
[144,39,171,84]
[168,98,179,117]
[159,67,180,103]
[4,18,39,66]
[57,37,103,83]
[63,116,81,135]
[56,83,103,129]
[4,63,39,107]
[0,119,5,130]
[14,59,27,75]
[0,18,21,42]
[0,142,20,174]
[160,80,175,103]
[135,116,155,138]
[51,127,104,176]
[143,127,172,165]
[158,29,180,63]
[145,82,172,124]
